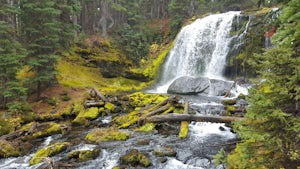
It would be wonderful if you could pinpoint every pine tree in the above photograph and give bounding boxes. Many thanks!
[20,0,79,97]
[227,0,300,168]
[0,0,27,109]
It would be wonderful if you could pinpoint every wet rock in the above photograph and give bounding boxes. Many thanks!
[30,142,71,165]
[219,126,226,131]
[0,140,21,158]
[167,76,210,95]
[209,79,234,96]
[167,76,234,96]
[153,146,177,157]
[85,128,130,144]
[120,149,151,167]
[221,99,237,105]
[67,149,100,162]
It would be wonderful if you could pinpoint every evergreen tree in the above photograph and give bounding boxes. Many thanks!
[227,0,300,168]
[0,0,27,109]
[20,0,79,97]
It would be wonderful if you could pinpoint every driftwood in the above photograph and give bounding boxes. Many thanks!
[90,87,107,101]
[146,114,243,124]
[84,101,105,108]
[138,96,177,126]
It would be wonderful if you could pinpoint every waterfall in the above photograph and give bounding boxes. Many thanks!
[152,11,242,93]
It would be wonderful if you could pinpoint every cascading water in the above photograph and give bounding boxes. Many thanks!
[152,11,243,93]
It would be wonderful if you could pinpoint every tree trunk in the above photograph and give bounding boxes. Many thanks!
[146,114,243,124]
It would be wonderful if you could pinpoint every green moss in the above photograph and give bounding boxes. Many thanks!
[85,128,130,144]
[120,149,151,167]
[162,106,175,115]
[237,93,246,99]
[0,118,11,136]
[226,105,237,114]
[153,146,177,157]
[68,149,100,162]
[83,107,100,119]
[72,103,85,115]
[30,142,71,165]
[221,99,237,105]
[32,122,62,138]
[179,121,189,139]
[0,140,21,158]
[105,102,115,112]
[142,42,174,79]
[137,123,155,132]
[113,111,140,128]
[129,92,168,107]
[72,107,100,125]
[137,153,151,167]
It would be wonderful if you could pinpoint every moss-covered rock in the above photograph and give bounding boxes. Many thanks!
[120,149,151,167]
[0,140,21,158]
[85,128,130,144]
[136,123,156,132]
[104,102,115,112]
[153,146,177,157]
[72,107,101,125]
[226,105,237,114]
[32,122,63,138]
[67,149,100,162]
[30,142,71,165]
[221,99,237,105]
[129,92,168,107]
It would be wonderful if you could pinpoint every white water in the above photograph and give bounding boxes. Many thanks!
[0,136,53,169]
[152,11,241,93]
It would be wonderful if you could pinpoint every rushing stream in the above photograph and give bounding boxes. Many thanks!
[1,11,249,169]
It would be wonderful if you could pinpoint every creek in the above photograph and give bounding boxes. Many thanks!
[0,11,250,169]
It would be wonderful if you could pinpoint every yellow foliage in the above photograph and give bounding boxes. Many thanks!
[16,65,36,80]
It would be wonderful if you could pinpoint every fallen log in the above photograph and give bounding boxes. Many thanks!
[179,102,189,138]
[84,101,105,108]
[140,95,177,114]
[146,114,243,124]
[90,87,107,101]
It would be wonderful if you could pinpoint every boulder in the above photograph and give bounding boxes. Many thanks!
[167,76,210,95]
[167,76,233,96]
[209,79,234,96]
[120,149,151,167]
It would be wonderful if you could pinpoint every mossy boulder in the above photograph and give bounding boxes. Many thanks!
[72,107,101,125]
[85,128,130,144]
[0,140,21,158]
[226,105,237,114]
[129,92,168,107]
[120,149,151,167]
[153,146,177,157]
[30,142,71,165]
[67,149,100,162]
[221,99,237,105]
[32,122,63,138]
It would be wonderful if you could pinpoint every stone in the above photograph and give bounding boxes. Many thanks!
[153,146,177,157]
[167,76,210,95]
